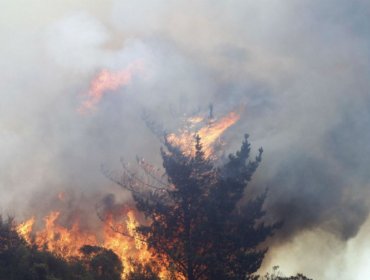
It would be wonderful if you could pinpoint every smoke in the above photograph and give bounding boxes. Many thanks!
[1,1,370,278]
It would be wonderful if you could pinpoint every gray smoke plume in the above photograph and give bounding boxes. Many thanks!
[1,1,370,279]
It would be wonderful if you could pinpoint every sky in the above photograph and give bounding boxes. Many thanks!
[1,1,370,279]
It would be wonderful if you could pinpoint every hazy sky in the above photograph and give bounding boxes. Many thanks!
[1,1,370,279]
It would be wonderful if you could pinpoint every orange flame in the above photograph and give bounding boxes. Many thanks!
[34,211,97,258]
[78,61,143,114]
[167,111,240,158]
[16,110,239,279]
[102,211,152,270]
[17,209,157,278]
[16,217,35,244]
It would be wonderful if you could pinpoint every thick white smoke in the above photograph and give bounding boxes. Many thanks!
[1,1,370,279]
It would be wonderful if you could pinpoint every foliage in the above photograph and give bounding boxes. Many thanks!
[261,266,313,280]
[80,245,123,280]
[0,216,122,280]
[125,259,160,280]
[113,134,280,280]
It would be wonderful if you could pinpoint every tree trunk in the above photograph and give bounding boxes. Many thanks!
[187,262,195,280]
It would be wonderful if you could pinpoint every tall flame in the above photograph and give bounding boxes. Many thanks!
[16,109,239,279]
[167,111,240,158]
[17,208,155,278]
[16,217,35,244]
[34,211,98,258]
[78,61,143,114]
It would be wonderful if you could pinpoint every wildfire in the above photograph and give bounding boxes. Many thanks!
[16,217,35,244]
[34,211,97,258]
[78,61,143,114]
[167,111,240,158]
[17,208,154,278]
[15,109,239,279]
[103,211,152,268]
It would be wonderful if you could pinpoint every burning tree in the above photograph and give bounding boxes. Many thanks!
[1,215,123,280]
[111,129,279,280]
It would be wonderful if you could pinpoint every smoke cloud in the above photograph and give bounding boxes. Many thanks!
[1,1,370,279]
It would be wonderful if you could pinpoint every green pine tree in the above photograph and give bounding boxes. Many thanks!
[112,133,279,280]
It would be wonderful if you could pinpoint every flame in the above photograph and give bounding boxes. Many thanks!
[78,61,143,114]
[16,217,35,244]
[198,111,240,157]
[187,116,205,125]
[167,111,240,158]
[15,110,239,279]
[34,211,97,258]
[102,211,152,271]
[17,209,157,278]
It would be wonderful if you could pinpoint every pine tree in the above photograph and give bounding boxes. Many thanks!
[112,134,279,280]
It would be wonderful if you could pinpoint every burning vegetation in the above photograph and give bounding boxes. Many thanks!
[13,108,243,279]
[16,203,155,278]
[1,109,312,280]
[166,111,240,159]
[78,61,144,114]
